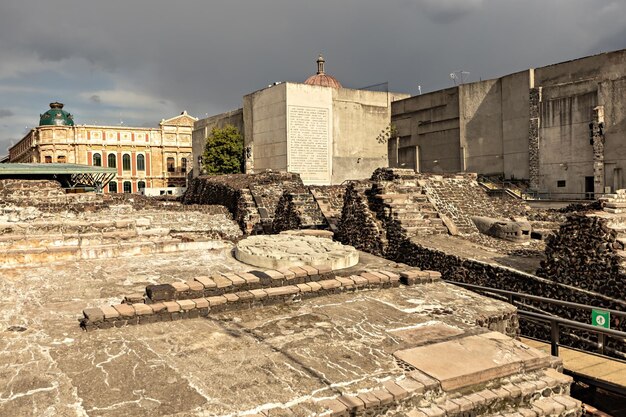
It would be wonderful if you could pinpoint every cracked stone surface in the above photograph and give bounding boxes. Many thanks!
[0,243,516,416]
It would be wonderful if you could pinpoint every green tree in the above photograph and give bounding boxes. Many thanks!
[202,125,244,174]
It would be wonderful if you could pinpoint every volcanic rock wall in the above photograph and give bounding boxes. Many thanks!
[309,185,345,231]
[271,188,327,233]
[335,182,387,256]
[183,172,303,234]
[537,213,626,301]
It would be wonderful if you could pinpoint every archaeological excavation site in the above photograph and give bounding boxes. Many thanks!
[1,170,625,417]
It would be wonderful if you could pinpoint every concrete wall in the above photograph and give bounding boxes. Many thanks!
[533,50,626,196]
[534,49,626,86]
[537,84,597,196]
[501,70,531,180]
[391,49,626,197]
[460,79,504,175]
[391,87,461,172]
[331,88,408,184]
[238,82,407,185]
[192,109,244,177]
[243,84,288,173]
[600,77,626,192]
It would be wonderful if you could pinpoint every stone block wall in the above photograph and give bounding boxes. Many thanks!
[81,265,448,331]
[0,179,65,199]
[183,171,303,234]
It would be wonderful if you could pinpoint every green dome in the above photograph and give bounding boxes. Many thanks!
[39,102,75,126]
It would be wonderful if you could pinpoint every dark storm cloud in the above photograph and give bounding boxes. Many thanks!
[0,109,13,118]
[0,0,625,153]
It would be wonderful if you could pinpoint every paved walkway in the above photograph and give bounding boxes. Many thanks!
[521,338,626,392]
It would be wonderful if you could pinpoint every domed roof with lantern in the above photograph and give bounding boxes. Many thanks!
[39,102,75,126]
[304,54,343,88]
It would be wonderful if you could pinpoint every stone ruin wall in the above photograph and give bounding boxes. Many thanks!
[184,172,304,234]
[335,169,626,358]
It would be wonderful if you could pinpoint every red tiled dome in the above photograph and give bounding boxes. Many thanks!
[304,73,343,88]
[304,54,342,89]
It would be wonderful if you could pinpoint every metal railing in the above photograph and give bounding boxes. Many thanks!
[446,281,626,356]
[447,280,626,395]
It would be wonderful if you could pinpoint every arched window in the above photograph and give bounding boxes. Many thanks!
[137,154,145,171]
[93,153,102,166]
[123,181,132,193]
[181,157,187,172]
[44,156,52,163]
[122,154,131,171]
[108,181,117,193]
[57,155,66,163]
[138,181,146,191]
[167,157,175,173]
[108,154,117,168]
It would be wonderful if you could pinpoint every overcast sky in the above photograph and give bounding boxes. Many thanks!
[1,0,624,154]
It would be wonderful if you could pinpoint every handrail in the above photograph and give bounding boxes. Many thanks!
[448,280,626,358]
[447,281,626,319]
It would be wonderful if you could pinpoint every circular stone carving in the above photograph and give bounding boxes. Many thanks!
[234,234,359,270]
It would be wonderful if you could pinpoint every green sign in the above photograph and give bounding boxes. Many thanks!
[592,309,610,329]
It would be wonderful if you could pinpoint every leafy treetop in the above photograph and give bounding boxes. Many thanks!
[202,125,244,174]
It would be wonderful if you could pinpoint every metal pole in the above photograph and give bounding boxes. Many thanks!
[551,320,560,357]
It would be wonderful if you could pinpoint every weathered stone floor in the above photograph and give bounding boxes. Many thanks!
[0,244,518,416]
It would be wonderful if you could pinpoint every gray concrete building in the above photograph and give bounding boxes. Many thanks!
[391,49,626,198]
[193,56,409,184]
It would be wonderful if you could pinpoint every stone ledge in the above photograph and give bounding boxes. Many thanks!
[80,268,429,331]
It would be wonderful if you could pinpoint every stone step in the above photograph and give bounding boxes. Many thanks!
[393,212,438,221]
[604,202,626,208]
[494,395,582,417]
[398,218,445,228]
[0,219,143,234]
[404,225,449,235]
[0,238,225,268]
[0,228,172,250]
[377,194,413,203]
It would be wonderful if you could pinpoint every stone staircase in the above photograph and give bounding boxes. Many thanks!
[396,366,581,417]
[0,211,238,267]
[600,189,626,214]
[288,191,328,229]
[272,189,328,233]
[598,191,626,272]
[310,185,345,232]
[370,173,449,237]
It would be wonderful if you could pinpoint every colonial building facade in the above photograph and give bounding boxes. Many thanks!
[9,103,196,193]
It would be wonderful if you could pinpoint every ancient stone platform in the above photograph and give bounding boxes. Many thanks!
[0,239,582,416]
[234,234,359,270]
